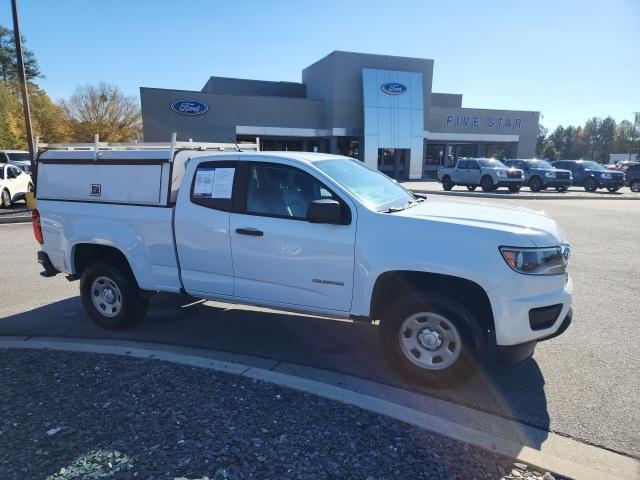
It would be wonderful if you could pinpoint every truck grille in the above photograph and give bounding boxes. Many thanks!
[507,170,522,178]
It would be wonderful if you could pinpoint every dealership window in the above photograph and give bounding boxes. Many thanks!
[425,143,446,166]
[337,137,360,159]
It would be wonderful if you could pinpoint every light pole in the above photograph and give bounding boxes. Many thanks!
[11,0,35,171]
[633,112,640,160]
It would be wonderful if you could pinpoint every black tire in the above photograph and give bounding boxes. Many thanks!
[80,261,148,330]
[378,292,481,387]
[466,185,477,191]
[584,177,597,192]
[480,175,494,192]
[555,186,568,192]
[630,180,640,193]
[607,187,619,193]
[529,176,543,192]
[442,176,453,191]
[28,183,34,192]
[1,189,11,208]
[508,185,521,193]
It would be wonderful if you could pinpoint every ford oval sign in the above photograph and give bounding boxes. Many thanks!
[381,82,407,95]
[170,99,209,116]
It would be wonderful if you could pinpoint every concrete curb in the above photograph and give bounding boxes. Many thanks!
[410,189,640,200]
[0,336,636,480]
[0,215,30,224]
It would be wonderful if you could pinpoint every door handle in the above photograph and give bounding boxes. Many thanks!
[236,228,263,237]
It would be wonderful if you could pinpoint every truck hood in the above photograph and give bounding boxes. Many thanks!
[395,200,562,246]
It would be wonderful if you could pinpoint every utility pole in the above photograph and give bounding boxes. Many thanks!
[11,0,35,171]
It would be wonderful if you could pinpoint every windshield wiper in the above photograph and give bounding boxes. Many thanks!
[378,198,422,213]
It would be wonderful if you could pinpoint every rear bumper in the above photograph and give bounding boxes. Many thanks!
[37,251,59,277]
[497,308,572,365]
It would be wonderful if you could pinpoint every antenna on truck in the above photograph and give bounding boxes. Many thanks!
[227,133,241,152]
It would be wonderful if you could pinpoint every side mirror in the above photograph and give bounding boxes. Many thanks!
[306,199,342,224]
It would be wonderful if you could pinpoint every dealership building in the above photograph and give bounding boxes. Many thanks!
[140,51,539,179]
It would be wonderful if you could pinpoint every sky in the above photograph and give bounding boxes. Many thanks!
[1,0,638,131]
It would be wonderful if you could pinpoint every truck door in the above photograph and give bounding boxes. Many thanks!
[454,160,467,183]
[466,160,482,183]
[174,160,238,297]
[229,162,356,312]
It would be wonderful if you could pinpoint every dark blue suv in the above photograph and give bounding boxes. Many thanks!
[503,159,572,192]
[553,160,625,192]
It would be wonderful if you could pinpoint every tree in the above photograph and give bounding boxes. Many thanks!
[0,81,20,148]
[613,120,637,154]
[535,124,548,157]
[61,83,141,142]
[597,117,616,162]
[0,26,41,83]
[542,144,557,160]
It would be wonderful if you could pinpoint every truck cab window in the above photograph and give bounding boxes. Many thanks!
[246,164,334,219]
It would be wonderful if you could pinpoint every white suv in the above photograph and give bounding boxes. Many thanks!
[0,164,33,208]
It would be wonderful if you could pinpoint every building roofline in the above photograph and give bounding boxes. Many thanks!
[302,50,435,72]
[139,86,323,103]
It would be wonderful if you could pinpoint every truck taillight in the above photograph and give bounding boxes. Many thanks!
[32,209,43,244]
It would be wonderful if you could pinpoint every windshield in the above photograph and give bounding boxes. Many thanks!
[530,160,554,169]
[580,161,606,171]
[7,152,30,161]
[478,159,506,168]
[315,159,415,211]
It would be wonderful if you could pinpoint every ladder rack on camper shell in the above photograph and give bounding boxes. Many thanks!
[34,133,260,159]
[34,134,260,207]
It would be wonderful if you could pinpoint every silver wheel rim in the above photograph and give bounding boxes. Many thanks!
[2,191,9,206]
[91,276,123,318]
[632,182,640,193]
[398,312,462,370]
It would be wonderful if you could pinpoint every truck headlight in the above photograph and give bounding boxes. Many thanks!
[499,244,570,275]
[601,172,612,179]
[545,171,556,178]
[496,171,508,177]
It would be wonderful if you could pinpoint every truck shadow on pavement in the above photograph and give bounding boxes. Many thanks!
[0,293,550,451]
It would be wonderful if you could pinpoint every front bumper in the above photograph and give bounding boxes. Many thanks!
[496,308,572,365]
[542,178,572,187]
[597,178,624,188]
[495,179,524,187]
[488,272,573,347]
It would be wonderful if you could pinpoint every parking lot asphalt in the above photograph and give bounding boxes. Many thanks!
[1,198,639,460]
[402,181,640,199]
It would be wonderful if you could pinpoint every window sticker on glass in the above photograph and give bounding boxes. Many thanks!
[193,168,216,197]
[211,168,235,199]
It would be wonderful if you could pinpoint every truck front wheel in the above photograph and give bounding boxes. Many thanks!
[378,292,480,386]
[80,262,148,330]
[480,175,494,192]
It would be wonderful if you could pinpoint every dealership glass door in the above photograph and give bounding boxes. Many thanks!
[378,148,409,179]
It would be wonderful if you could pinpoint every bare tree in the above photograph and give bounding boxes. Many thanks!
[61,83,140,142]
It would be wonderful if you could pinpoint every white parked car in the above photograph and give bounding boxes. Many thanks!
[0,150,32,175]
[0,163,33,208]
[32,145,572,385]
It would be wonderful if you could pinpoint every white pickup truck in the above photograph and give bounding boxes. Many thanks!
[32,144,572,385]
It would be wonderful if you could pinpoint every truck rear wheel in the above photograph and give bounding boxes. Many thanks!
[378,292,480,387]
[80,262,148,330]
